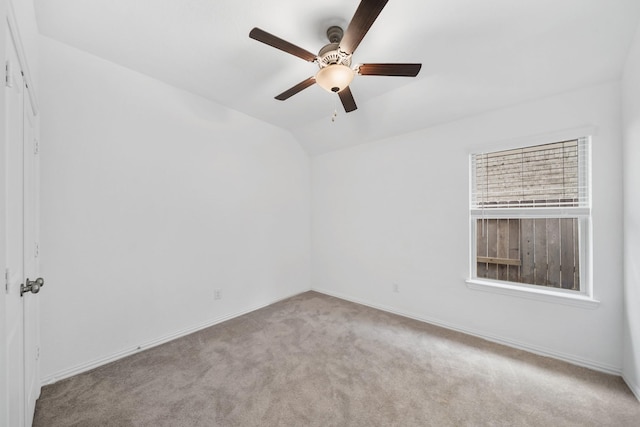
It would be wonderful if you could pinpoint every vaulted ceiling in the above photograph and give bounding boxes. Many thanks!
[35,0,640,155]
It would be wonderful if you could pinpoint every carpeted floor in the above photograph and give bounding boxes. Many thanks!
[34,291,640,426]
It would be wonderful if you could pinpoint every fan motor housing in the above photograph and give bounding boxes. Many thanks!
[318,43,352,69]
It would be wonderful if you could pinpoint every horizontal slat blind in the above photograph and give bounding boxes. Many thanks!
[471,138,589,209]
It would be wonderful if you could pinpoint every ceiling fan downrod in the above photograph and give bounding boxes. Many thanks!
[326,26,344,44]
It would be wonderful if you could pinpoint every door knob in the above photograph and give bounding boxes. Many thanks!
[20,277,44,296]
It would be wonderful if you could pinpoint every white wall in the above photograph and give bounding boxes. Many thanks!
[312,81,624,372]
[622,23,640,399]
[38,36,311,381]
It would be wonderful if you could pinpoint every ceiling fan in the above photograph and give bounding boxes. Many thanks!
[249,0,422,113]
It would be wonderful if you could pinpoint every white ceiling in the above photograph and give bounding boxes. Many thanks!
[35,0,640,155]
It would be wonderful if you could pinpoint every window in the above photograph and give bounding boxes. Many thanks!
[468,138,592,300]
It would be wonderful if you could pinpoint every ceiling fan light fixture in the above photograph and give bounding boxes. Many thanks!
[315,64,355,93]
[249,0,423,113]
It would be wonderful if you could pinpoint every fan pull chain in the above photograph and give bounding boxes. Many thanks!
[331,95,338,122]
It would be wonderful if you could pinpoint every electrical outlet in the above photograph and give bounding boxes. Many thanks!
[214,289,222,300]
[392,283,399,293]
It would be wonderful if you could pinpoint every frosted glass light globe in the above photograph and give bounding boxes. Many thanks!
[315,64,355,93]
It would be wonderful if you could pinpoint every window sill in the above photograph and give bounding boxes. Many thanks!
[465,279,600,309]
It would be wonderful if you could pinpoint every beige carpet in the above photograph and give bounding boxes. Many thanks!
[34,291,639,426]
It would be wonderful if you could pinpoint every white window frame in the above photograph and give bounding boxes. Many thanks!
[466,134,598,308]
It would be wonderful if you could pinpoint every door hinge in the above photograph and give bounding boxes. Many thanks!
[35,242,40,258]
[5,268,9,294]
[36,346,40,361]
[34,138,39,155]
[21,70,28,90]
[5,60,12,88]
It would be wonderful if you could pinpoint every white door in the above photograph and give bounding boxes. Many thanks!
[5,27,26,426]
[5,25,41,427]
[22,67,41,427]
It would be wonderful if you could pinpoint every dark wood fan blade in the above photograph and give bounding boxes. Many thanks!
[275,77,316,100]
[358,63,422,77]
[338,86,358,113]
[339,0,389,55]
[250,28,317,62]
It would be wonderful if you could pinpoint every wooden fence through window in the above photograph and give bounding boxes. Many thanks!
[476,218,580,290]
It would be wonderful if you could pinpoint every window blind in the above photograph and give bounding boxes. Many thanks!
[471,138,590,209]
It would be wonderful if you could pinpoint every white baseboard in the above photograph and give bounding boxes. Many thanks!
[623,374,640,402]
[312,287,622,376]
[41,291,305,386]
[42,287,625,388]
